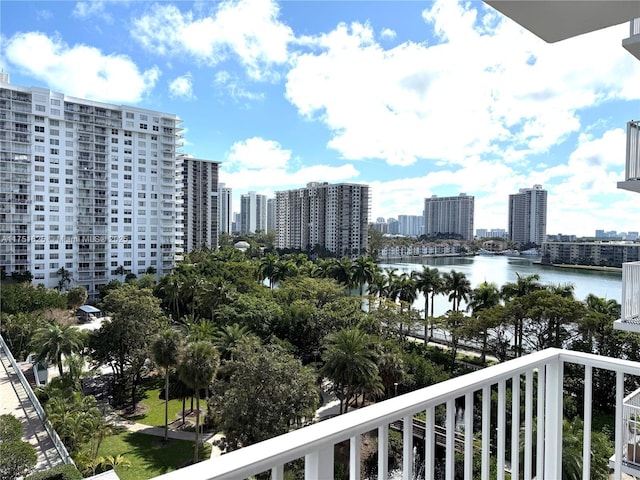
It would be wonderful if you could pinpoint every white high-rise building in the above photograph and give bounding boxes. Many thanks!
[0,77,181,298]
[181,158,219,252]
[398,215,423,237]
[218,183,232,234]
[275,182,370,257]
[508,184,547,245]
[423,193,474,240]
[266,198,276,233]
[240,191,267,234]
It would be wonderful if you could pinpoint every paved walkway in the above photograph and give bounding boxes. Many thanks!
[0,345,64,471]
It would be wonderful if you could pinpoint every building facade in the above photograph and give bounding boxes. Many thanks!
[0,77,180,298]
[181,158,219,252]
[542,240,640,268]
[266,197,276,233]
[398,215,423,237]
[218,183,232,235]
[423,193,474,240]
[275,182,370,257]
[240,191,267,234]
[508,184,547,245]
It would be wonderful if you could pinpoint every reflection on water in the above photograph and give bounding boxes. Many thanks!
[380,255,622,317]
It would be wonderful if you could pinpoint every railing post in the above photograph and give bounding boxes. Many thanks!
[378,423,389,479]
[614,372,624,480]
[304,444,334,479]
[582,365,592,480]
[349,435,361,480]
[425,407,435,479]
[403,415,413,480]
[544,359,563,480]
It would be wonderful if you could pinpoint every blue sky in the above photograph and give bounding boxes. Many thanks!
[2,0,640,236]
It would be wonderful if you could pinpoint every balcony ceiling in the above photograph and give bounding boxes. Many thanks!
[484,1,640,42]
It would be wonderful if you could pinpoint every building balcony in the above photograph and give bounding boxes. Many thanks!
[483,1,640,43]
[618,121,640,193]
[156,348,638,480]
[614,261,640,332]
[622,387,640,474]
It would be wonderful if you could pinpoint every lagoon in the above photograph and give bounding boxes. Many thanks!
[379,255,622,317]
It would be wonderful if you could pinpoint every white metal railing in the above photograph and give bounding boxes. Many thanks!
[0,334,74,465]
[626,120,640,181]
[154,348,639,480]
[624,389,640,467]
[631,18,640,37]
[621,261,640,324]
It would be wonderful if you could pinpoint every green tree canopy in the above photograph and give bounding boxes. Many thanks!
[213,340,318,450]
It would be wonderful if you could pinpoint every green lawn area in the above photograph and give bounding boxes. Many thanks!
[98,431,210,480]
[129,388,185,428]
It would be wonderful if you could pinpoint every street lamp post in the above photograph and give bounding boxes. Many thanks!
[394,382,398,397]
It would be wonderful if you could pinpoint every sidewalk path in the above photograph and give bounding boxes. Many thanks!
[0,346,64,471]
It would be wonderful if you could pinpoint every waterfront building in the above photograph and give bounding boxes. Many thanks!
[218,183,232,235]
[423,193,474,240]
[398,214,423,237]
[266,197,276,233]
[181,158,219,252]
[476,228,507,239]
[0,75,180,298]
[275,182,370,257]
[240,191,267,234]
[508,184,547,246]
[541,240,640,268]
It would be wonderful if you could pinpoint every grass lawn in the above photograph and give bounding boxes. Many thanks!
[128,387,185,427]
[98,431,210,480]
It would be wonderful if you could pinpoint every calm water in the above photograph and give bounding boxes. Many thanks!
[379,255,622,316]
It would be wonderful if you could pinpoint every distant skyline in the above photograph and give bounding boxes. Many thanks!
[2,0,640,236]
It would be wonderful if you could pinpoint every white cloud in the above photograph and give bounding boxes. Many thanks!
[131,0,293,80]
[285,0,640,168]
[169,73,195,99]
[221,136,360,198]
[72,1,113,23]
[380,28,396,40]
[3,32,159,103]
[214,71,265,101]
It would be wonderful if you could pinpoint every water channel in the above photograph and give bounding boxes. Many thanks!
[379,254,622,317]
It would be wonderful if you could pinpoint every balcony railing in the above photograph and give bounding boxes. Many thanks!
[155,348,639,480]
[614,261,640,332]
[624,389,640,471]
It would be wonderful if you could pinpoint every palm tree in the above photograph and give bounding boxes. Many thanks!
[396,273,417,312]
[178,341,220,462]
[151,328,183,442]
[468,281,501,315]
[56,267,72,291]
[213,323,254,361]
[31,323,85,376]
[502,273,543,356]
[368,270,389,308]
[413,266,441,340]
[321,328,379,414]
[442,270,472,312]
[258,253,279,289]
[351,256,377,297]
[330,257,355,291]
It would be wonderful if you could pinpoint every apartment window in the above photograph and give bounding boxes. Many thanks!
[126,112,134,119]
[139,123,147,130]
[111,138,119,144]
[112,129,118,135]
[35,116,44,123]
[35,166,44,172]
[35,155,44,163]
[65,179,73,185]
[35,126,44,133]
[51,99,60,106]
[35,175,44,182]
[35,104,45,112]
[65,131,73,138]
[50,244,59,250]
[152,125,159,132]
[49,196,59,202]
[49,178,59,184]
[50,167,59,174]
[35,137,44,143]
[50,148,59,155]
[124,131,132,137]
[50,129,59,136]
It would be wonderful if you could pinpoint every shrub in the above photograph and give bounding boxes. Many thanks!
[25,464,82,480]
